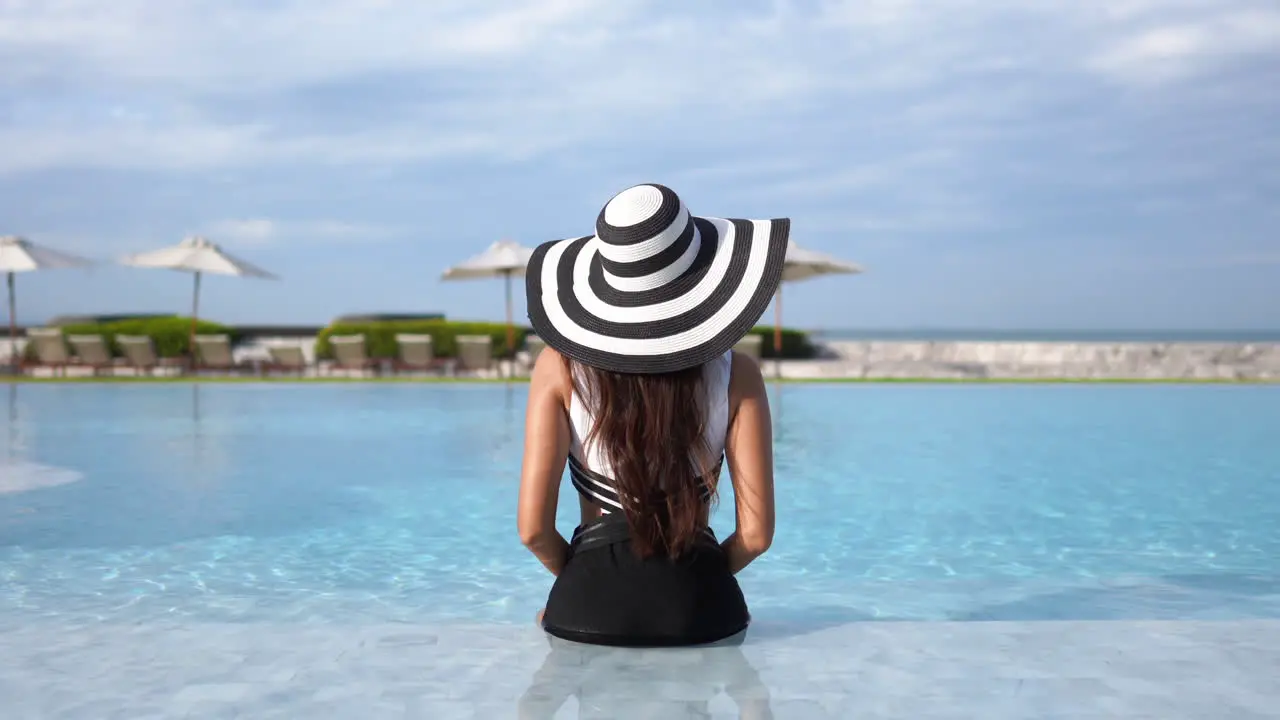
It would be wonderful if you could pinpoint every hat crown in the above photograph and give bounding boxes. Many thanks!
[592,184,701,292]
[600,185,667,231]
[595,184,686,245]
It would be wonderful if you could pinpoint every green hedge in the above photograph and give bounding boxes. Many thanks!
[316,320,528,360]
[315,322,811,361]
[25,317,235,359]
[748,326,815,359]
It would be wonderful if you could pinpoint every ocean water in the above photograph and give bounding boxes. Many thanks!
[2,382,1279,718]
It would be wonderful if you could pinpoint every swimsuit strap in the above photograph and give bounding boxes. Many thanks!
[570,510,719,554]
[568,453,718,515]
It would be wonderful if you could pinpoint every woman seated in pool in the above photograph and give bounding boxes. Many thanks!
[518,183,785,647]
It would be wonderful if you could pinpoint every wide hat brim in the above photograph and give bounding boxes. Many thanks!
[526,215,790,374]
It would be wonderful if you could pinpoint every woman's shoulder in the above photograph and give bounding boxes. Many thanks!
[727,350,765,407]
[531,347,573,405]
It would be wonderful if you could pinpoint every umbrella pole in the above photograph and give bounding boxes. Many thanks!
[6,272,15,372]
[190,271,202,370]
[504,270,514,380]
[773,286,783,380]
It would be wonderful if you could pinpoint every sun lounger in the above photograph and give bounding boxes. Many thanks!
[525,334,547,367]
[733,334,763,362]
[455,335,494,375]
[116,335,181,376]
[24,328,71,376]
[394,334,443,374]
[265,345,308,376]
[194,334,256,374]
[330,334,379,376]
[66,334,114,376]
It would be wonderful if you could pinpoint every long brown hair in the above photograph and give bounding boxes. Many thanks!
[567,355,717,558]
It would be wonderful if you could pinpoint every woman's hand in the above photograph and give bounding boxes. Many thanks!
[521,529,570,576]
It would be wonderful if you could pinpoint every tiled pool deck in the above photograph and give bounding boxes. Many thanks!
[2,619,1277,719]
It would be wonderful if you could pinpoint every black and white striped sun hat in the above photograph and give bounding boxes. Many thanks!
[526,183,790,374]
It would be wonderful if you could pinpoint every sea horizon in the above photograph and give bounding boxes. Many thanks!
[811,328,1280,343]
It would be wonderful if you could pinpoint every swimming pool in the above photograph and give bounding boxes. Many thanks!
[2,382,1279,717]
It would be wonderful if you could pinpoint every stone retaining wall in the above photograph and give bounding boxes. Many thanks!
[782,341,1280,380]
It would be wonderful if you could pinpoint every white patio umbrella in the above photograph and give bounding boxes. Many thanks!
[441,240,534,355]
[0,236,94,369]
[773,241,863,358]
[120,236,277,359]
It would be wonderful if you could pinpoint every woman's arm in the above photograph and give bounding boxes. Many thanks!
[517,348,573,576]
[721,351,776,575]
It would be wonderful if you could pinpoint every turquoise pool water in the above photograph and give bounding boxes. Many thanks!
[2,382,1278,628]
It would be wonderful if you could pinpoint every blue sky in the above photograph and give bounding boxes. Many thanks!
[1,0,1277,330]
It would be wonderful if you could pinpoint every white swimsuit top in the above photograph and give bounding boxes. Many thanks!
[567,351,732,514]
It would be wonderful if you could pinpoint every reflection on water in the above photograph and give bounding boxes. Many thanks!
[518,635,772,719]
[0,461,83,495]
[180,382,225,490]
[152,382,226,488]
[503,382,519,444]
[770,384,783,442]
[5,382,19,463]
[1,384,85,495]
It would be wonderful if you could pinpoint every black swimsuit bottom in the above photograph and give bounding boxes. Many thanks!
[540,512,750,647]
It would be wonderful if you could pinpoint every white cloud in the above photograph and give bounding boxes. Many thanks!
[0,122,268,174]
[1203,253,1280,268]
[206,219,276,244]
[0,0,1277,178]
[1101,251,1280,272]
[203,218,393,246]
[1088,8,1280,83]
[0,0,622,88]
